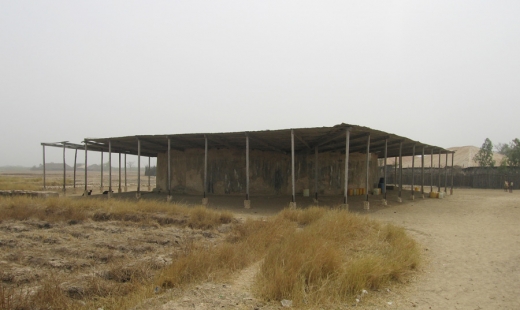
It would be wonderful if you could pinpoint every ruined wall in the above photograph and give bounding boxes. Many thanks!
[156,148,379,196]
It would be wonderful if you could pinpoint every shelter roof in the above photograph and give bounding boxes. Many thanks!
[81,123,450,158]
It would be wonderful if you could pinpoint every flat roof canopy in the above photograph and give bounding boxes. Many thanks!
[75,123,450,158]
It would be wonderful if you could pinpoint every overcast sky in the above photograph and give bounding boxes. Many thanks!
[1,1,519,166]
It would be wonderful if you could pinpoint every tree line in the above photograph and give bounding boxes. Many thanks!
[474,138,520,167]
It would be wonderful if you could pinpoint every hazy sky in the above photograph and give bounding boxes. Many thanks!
[1,1,519,166]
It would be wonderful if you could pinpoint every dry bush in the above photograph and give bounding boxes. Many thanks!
[278,206,327,225]
[187,206,233,229]
[254,209,421,307]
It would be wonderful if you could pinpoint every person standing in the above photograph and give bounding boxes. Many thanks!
[504,180,509,192]
[509,181,514,193]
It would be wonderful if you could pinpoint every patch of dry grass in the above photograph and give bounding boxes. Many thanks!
[0,176,73,191]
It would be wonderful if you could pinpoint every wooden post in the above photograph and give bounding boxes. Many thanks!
[43,145,46,189]
[421,146,425,198]
[291,129,296,207]
[444,152,448,192]
[383,138,387,200]
[246,133,250,201]
[84,142,88,195]
[394,157,397,186]
[118,153,121,193]
[344,128,350,207]
[148,156,151,191]
[450,152,454,195]
[398,142,403,202]
[430,148,434,193]
[204,135,208,198]
[63,143,66,195]
[411,144,415,200]
[73,149,77,191]
[108,140,112,198]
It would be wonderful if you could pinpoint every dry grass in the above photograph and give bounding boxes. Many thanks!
[0,197,420,309]
[0,175,73,191]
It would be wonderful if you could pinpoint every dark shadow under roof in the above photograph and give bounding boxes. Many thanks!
[79,123,450,158]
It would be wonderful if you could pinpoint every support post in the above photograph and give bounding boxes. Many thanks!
[73,149,77,193]
[167,137,172,202]
[124,154,127,192]
[421,147,425,198]
[84,142,88,196]
[383,138,388,204]
[108,140,112,198]
[411,144,415,200]
[398,142,403,202]
[148,156,151,191]
[364,134,370,210]
[63,143,66,195]
[43,145,46,189]
[244,133,250,209]
[202,135,208,205]
[438,149,441,192]
[430,148,434,194]
[118,153,121,193]
[100,152,104,193]
[444,152,448,193]
[314,147,319,203]
[343,128,350,209]
[394,157,397,187]
[137,139,141,199]
[290,129,296,209]
[450,152,454,195]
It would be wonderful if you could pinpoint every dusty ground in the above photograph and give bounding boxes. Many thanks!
[1,186,519,309]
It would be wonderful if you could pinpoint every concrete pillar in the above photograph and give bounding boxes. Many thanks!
[244,133,251,209]
[202,135,208,205]
[108,140,112,198]
[411,144,415,200]
[364,134,370,210]
[43,145,46,190]
[290,129,296,209]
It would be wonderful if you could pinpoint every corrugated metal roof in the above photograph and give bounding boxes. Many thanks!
[81,123,450,158]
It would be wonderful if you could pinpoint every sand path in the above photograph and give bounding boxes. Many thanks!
[369,188,520,310]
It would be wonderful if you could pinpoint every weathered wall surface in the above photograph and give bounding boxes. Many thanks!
[156,148,379,196]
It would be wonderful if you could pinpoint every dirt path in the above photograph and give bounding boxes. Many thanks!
[368,189,520,310]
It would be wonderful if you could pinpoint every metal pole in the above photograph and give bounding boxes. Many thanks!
[84,142,88,194]
[430,148,434,193]
[137,139,141,195]
[108,140,112,197]
[399,142,403,201]
[411,144,415,200]
[444,152,448,192]
[73,149,77,190]
[421,146,425,198]
[438,149,441,192]
[204,135,208,198]
[451,152,454,195]
[315,147,319,201]
[383,138,387,199]
[100,151,104,192]
[118,153,121,193]
[394,157,397,186]
[246,133,250,200]
[291,129,295,204]
[124,153,127,192]
[365,134,370,202]
[344,128,350,205]
[148,156,151,191]
[167,137,171,195]
[43,145,46,189]
[63,143,66,194]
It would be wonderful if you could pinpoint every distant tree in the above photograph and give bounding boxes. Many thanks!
[503,138,520,167]
[127,161,134,170]
[473,138,495,167]
[494,142,509,155]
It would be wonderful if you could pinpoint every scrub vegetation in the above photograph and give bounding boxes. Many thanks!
[0,197,420,309]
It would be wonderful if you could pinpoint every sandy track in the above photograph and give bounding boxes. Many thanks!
[369,189,520,309]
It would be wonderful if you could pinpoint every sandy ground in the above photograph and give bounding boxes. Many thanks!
[1,184,519,309]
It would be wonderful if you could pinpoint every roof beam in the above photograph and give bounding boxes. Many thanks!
[248,133,287,154]
[206,134,237,149]
[293,131,311,149]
